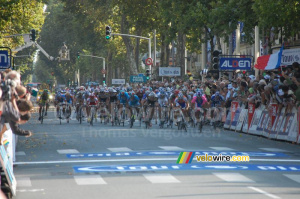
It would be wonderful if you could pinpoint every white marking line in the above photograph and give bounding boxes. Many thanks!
[284,174,300,183]
[15,151,26,156]
[210,147,234,151]
[16,177,32,187]
[159,146,183,151]
[57,149,79,154]
[14,158,300,165]
[17,189,44,193]
[107,147,132,152]
[143,173,180,184]
[259,148,288,152]
[248,186,281,199]
[74,175,107,185]
[213,173,254,182]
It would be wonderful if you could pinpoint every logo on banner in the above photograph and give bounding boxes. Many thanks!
[220,58,251,71]
[248,103,255,130]
[231,101,239,122]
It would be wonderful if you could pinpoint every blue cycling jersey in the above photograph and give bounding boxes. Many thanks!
[129,95,140,106]
[118,92,129,104]
[211,95,224,107]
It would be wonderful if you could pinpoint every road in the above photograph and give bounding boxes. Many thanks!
[13,110,300,199]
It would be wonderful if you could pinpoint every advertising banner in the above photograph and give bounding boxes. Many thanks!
[231,101,239,123]
[248,103,255,130]
[220,58,251,71]
[230,108,241,130]
[236,109,247,132]
[159,67,181,76]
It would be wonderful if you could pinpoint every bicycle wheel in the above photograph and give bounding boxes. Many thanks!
[79,107,82,124]
[59,110,62,125]
[41,106,44,124]
[122,110,125,126]
[130,116,134,128]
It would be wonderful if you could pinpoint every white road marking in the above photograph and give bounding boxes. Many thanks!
[159,146,183,151]
[14,158,300,165]
[15,151,26,156]
[17,189,44,192]
[107,147,132,152]
[143,173,180,184]
[16,177,32,187]
[248,186,281,199]
[210,147,234,151]
[259,148,288,152]
[213,173,254,182]
[74,175,107,185]
[284,174,300,183]
[57,149,79,154]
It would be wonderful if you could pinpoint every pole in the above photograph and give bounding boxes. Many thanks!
[103,59,105,86]
[255,26,260,77]
[153,29,156,78]
[149,38,152,78]
[236,23,240,55]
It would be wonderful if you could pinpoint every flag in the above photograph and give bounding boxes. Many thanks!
[255,47,283,70]
[176,152,195,164]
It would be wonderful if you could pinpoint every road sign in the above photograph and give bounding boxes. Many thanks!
[145,57,153,66]
[112,79,125,84]
[101,69,106,74]
[130,75,147,83]
[138,73,144,77]
[0,50,9,68]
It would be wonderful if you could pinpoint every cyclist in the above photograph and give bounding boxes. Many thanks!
[118,90,129,122]
[191,90,208,125]
[210,91,225,126]
[38,89,49,120]
[64,92,73,119]
[55,90,64,118]
[108,88,119,124]
[75,86,85,121]
[157,90,169,126]
[143,91,158,127]
[98,88,109,122]
[128,91,140,122]
[86,92,98,123]
[174,92,189,125]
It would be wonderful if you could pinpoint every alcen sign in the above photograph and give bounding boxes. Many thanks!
[0,50,10,68]
[220,58,252,70]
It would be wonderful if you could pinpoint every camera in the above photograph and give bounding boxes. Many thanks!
[0,79,17,101]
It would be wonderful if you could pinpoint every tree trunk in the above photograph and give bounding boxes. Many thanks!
[121,14,138,75]
[176,31,186,78]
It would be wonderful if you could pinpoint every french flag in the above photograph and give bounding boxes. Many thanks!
[255,47,283,70]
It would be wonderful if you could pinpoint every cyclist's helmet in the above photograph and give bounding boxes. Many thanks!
[159,91,166,98]
[178,92,184,99]
[145,90,151,96]
[120,90,125,95]
[215,91,220,96]
[174,90,180,95]
[148,92,157,98]
[127,87,132,92]
[196,91,202,97]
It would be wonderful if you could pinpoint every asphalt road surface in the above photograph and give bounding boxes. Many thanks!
[13,110,300,199]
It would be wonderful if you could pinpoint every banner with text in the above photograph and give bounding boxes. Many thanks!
[159,67,181,76]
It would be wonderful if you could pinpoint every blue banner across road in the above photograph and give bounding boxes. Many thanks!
[66,151,288,158]
[130,75,147,83]
[220,57,252,71]
[73,163,300,173]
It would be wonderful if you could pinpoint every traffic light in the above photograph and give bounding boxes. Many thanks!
[146,69,150,80]
[77,52,80,59]
[105,26,111,40]
[212,50,221,69]
[30,29,36,41]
